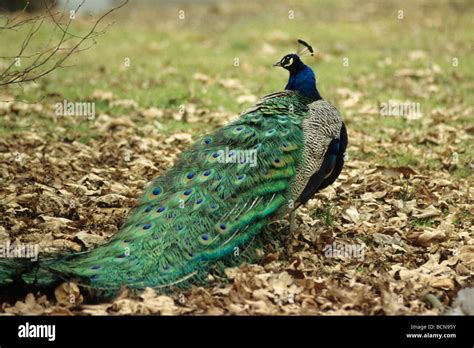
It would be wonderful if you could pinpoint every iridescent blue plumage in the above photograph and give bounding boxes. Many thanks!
[275,53,322,100]
[285,64,321,100]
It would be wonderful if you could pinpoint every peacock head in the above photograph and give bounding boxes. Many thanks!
[273,39,314,74]
[273,53,304,73]
[274,40,322,100]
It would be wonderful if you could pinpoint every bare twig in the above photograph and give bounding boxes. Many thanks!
[0,0,129,87]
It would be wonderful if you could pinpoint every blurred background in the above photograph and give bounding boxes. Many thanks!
[0,0,472,172]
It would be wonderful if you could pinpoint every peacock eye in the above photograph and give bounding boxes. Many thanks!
[283,57,293,67]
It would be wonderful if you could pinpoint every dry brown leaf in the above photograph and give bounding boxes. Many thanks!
[342,206,360,223]
[74,231,105,248]
[92,89,114,101]
[4,293,46,315]
[413,205,441,219]
[54,282,84,307]
[430,278,455,291]
[164,133,193,144]
[376,166,417,178]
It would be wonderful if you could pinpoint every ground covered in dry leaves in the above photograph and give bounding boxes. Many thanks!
[0,89,472,316]
[0,0,473,315]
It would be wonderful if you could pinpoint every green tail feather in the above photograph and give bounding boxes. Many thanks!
[0,91,312,295]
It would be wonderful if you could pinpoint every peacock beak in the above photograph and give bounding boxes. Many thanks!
[273,61,282,67]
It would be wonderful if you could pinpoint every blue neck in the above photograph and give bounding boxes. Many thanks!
[285,65,322,101]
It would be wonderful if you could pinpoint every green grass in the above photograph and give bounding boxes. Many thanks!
[412,217,436,229]
[310,202,336,228]
[0,0,472,179]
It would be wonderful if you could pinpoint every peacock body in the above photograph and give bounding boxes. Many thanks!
[0,42,347,296]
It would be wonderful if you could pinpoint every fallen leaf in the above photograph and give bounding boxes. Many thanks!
[54,282,84,307]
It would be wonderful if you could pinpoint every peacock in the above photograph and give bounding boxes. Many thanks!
[0,40,347,297]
